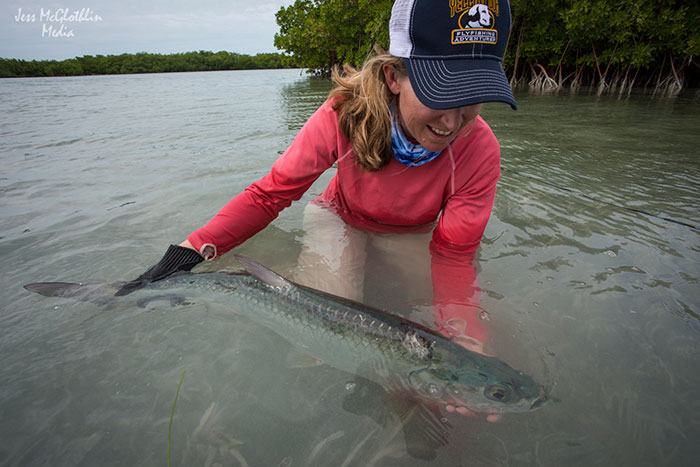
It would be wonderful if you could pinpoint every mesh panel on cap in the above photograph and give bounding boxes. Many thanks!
[389,0,415,58]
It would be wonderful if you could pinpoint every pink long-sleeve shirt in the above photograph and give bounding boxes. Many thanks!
[188,100,500,342]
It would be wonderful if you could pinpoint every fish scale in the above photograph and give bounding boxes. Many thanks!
[160,273,430,367]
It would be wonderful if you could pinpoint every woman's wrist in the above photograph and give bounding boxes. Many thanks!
[180,239,217,261]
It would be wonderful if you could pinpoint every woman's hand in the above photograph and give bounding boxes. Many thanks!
[441,317,503,422]
[115,243,203,295]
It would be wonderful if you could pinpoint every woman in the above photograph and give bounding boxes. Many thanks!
[122,0,515,420]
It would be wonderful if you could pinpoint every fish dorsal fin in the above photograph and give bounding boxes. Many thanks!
[234,255,292,289]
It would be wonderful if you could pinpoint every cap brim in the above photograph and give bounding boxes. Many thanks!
[404,58,517,110]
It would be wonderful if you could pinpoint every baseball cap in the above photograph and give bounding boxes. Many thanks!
[389,0,517,110]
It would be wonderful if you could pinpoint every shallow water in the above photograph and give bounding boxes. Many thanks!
[1,70,698,466]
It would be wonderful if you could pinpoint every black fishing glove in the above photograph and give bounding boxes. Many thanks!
[115,244,203,296]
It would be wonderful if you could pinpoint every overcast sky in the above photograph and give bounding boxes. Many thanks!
[2,0,294,60]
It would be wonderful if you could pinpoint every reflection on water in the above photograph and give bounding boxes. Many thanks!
[280,74,334,130]
[0,70,698,465]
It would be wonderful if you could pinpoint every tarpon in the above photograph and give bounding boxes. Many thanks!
[24,255,548,416]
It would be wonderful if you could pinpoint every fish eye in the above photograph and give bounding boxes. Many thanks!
[484,384,513,403]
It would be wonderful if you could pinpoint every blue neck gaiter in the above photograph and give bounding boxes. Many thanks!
[391,107,443,167]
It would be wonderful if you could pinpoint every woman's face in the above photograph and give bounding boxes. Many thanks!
[383,64,483,152]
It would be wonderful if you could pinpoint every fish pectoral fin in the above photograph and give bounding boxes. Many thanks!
[285,350,326,369]
[399,400,452,461]
[381,384,452,460]
[341,376,393,425]
[341,375,452,461]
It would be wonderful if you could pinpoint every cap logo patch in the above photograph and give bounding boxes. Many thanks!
[450,0,499,45]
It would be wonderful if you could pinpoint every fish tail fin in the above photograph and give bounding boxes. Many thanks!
[234,254,292,289]
[24,282,91,297]
[24,281,124,299]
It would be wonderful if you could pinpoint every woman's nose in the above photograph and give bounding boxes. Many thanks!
[440,108,463,131]
[441,104,482,131]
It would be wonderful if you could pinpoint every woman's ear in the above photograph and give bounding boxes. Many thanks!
[382,63,402,95]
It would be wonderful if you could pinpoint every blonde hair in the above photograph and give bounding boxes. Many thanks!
[329,54,406,172]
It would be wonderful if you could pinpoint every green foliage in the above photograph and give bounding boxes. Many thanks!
[509,0,568,65]
[0,51,289,78]
[5,1,697,88]
[512,0,699,87]
[275,0,699,88]
[274,0,392,76]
